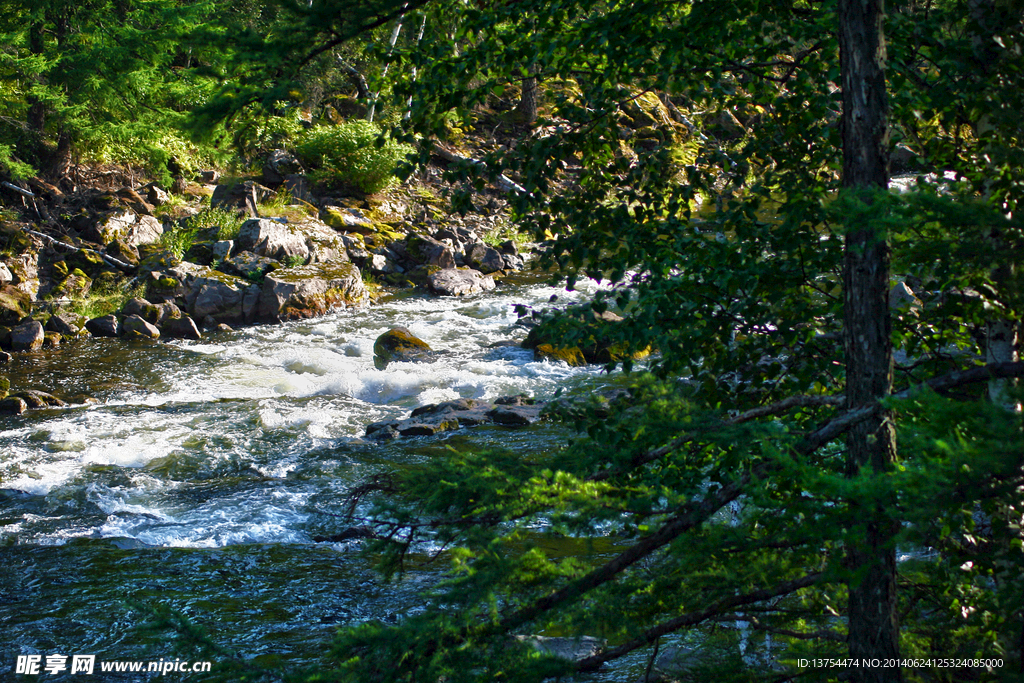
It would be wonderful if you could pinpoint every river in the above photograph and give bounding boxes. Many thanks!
[0,273,646,681]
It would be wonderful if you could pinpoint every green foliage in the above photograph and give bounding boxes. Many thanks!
[160,224,200,260]
[183,207,246,241]
[67,278,145,320]
[296,120,413,195]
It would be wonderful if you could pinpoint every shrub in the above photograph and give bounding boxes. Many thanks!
[296,120,413,195]
[183,207,246,241]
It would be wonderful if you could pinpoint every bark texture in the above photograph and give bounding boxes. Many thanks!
[838,0,902,680]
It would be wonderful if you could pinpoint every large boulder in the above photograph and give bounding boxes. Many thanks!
[426,268,496,296]
[465,243,505,274]
[218,251,281,281]
[257,260,368,322]
[45,312,87,338]
[10,319,44,352]
[184,270,261,326]
[235,218,310,262]
[523,306,650,366]
[373,327,432,369]
[161,315,202,340]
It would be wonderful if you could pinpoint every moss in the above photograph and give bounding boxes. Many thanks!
[0,284,31,325]
[534,343,587,366]
[374,327,432,365]
[0,375,9,399]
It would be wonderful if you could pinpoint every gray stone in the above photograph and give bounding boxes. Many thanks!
[262,149,305,185]
[10,320,44,352]
[320,206,375,233]
[87,210,136,244]
[212,240,233,262]
[184,271,257,326]
[128,215,165,246]
[406,234,456,269]
[0,262,12,285]
[218,251,280,281]
[121,314,161,339]
[257,260,367,322]
[85,314,121,338]
[14,389,67,408]
[45,312,85,337]
[161,315,202,340]
[516,636,604,663]
[235,218,310,262]
[426,268,496,296]
[465,243,505,274]
[146,185,170,206]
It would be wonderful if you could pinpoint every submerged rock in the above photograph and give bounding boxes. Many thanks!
[364,395,543,441]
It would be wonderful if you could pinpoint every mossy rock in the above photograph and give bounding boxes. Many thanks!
[523,306,650,366]
[0,375,9,399]
[0,285,31,326]
[373,327,432,367]
[106,238,140,267]
[64,249,107,277]
[534,343,587,366]
[52,269,93,299]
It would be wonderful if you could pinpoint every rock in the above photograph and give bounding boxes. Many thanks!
[499,239,519,256]
[373,327,432,368]
[212,240,233,262]
[523,306,648,366]
[122,298,180,326]
[0,262,12,284]
[465,243,505,274]
[890,280,922,312]
[161,315,202,340]
[364,396,544,440]
[8,253,40,299]
[10,319,44,352]
[85,314,121,338]
[320,206,376,233]
[0,285,31,325]
[0,396,27,415]
[262,149,305,185]
[406,234,456,269]
[45,312,86,338]
[283,174,314,204]
[516,636,604,663]
[146,184,170,206]
[13,389,66,409]
[426,268,496,296]
[257,260,367,323]
[0,350,10,363]
[198,170,220,184]
[184,270,260,326]
[84,209,136,244]
[312,526,376,543]
[51,269,92,299]
[42,331,61,348]
[210,180,272,216]
[235,218,310,262]
[0,375,8,398]
[121,314,160,340]
[116,187,155,216]
[218,251,281,281]
[128,215,165,246]
[106,238,141,267]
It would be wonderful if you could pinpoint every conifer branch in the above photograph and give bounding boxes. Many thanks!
[575,572,825,671]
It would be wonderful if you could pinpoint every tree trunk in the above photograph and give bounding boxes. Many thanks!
[513,71,538,125]
[838,0,902,681]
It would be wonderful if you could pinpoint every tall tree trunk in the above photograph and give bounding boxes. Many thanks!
[838,0,902,681]
[27,21,47,133]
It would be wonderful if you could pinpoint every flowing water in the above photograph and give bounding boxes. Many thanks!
[0,274,646,681]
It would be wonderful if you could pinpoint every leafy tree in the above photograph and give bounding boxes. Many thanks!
[0,0,233,182]
[244,0,1024,680]
[191,0,1024,679]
